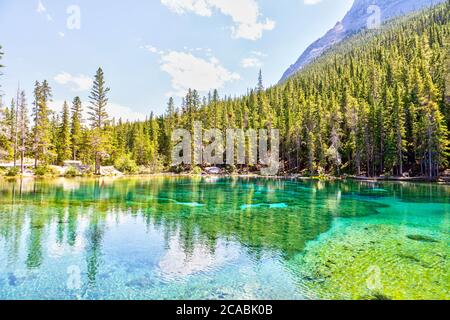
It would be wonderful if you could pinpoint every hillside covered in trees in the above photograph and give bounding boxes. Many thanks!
[0,2,449,178]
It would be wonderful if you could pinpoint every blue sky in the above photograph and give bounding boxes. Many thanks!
[0,0,354,119]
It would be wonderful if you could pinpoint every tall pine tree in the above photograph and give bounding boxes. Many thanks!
[88,68,110,174]
[70,96,83,161]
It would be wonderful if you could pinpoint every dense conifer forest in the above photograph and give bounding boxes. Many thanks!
[0,2,449,177]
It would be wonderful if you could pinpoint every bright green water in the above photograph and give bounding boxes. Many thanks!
[0,177,448,300]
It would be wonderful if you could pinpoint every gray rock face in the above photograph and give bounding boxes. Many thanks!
[279,0,446,82]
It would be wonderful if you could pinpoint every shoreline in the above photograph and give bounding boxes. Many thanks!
[1,172,449,185]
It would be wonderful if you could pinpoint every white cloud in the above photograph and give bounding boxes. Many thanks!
[157,237,239,280]
[304,0,323,5]
[36,0,53,21]
[160,0,275,40]
[54,72,93,92]
[161,0,212,16]
[58,31,65,37]
[241,57,262,68]
[159,51,240,96]
[49,100,147,122]
[141,45,158,53]
[37,0,46,13]
[211,0,275,40]
[241,50,267,68]
[108,102,147,122]
[251,50,267,57]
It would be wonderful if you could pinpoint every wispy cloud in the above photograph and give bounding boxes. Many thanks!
[160,0,275,40]
[304,0,323,5]
[36,0,53,22]
[37,0,46,13]
[251,50,267,57]
[54,72,93,92]
[241,50,267,68]
[141,45,159,54]
[241,57,262,68]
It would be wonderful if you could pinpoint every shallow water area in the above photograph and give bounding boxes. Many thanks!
[0,177,448,300]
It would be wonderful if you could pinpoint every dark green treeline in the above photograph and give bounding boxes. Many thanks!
[0,2,449,177]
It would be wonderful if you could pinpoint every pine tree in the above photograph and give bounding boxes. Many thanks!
[327,97,343,175]
[13,86,20,167]
[32,80,53,167]
[57,101,72,164]
[257,69,264,92]
[18,90,29,173]
[70,97,83,160]
[0,45,3,93]
[393,83,406,175]
[161,97,175,165]
[88,67,111,174]
[88,68,110,130]
[0,96,10,161]
[9,98,16,161]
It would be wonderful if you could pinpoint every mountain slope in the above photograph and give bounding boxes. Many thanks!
[279,0,446,83]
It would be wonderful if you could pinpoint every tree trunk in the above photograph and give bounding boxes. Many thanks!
[13,91,19,168]
[356,151,361,176]
[34,149,38,168]
[95,152,101,175]
[20,152,24,174]
[427,126,432,178]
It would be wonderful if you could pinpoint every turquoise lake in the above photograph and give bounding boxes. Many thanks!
[0,177,448,300]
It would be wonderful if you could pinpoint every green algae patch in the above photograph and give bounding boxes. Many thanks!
[292,224,449,300]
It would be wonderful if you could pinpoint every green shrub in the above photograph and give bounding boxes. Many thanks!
[115,155,138,174]
[34,166,47,176]
[170,165,185,174]
[192,166,202,175]
[5,167,20,177]
[34,166,58,177]
[64,166,80,177]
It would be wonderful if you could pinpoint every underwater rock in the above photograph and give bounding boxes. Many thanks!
[362,292,392,300]
[155,198,205,207]
[406,235,438,243]
[397,254,422,264]
[303,275,325,283]
[240,203,288,210]
[7,273,17,286]
[7,273,26,287]
[303,275,315,281]
[126,277,153,289]
[98,273,111,280]
[269,203,288,209]
[176,202,205,207]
